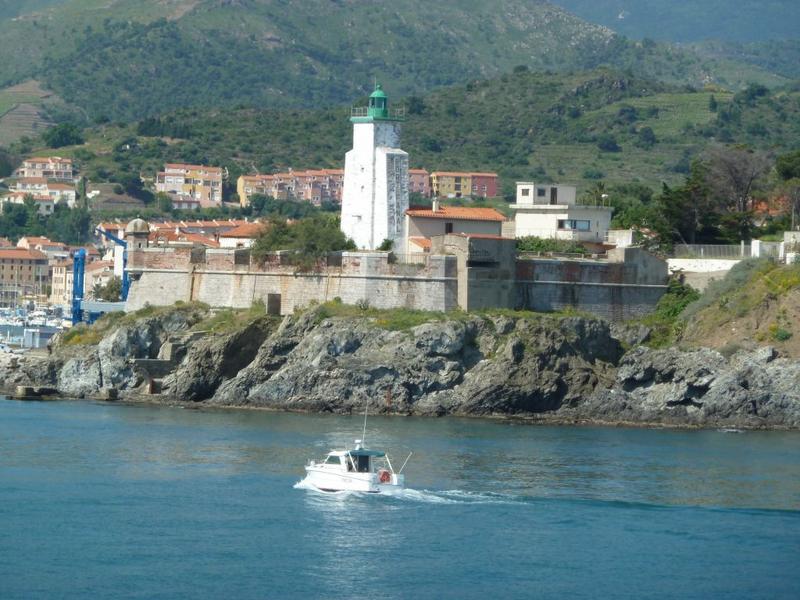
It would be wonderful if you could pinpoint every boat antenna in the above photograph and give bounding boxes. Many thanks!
[361,398,369,447]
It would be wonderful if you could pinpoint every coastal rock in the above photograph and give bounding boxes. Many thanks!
[161,317,275,401]
[577,346,800,427]
[209,314,621,417]
[0,352,57,389]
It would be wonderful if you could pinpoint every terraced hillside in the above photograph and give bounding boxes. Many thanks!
[0,0,790,121]
[0,80,57,145]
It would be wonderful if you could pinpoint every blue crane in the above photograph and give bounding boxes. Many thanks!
[71,228,129,325]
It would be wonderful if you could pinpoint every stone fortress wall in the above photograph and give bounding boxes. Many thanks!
[126,235,669,321]
[126,247,458,314]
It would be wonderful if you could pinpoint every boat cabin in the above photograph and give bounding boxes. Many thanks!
[322,449,386,473]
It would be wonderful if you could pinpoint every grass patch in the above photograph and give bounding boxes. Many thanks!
[313,299,453,331]
[312,299,596,331]
[60,301,209,346]
[681,258,775,321]
[635,278,701,348]
[191,301,270,334]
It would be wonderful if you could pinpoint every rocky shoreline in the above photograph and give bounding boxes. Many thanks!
[2,305,799,430]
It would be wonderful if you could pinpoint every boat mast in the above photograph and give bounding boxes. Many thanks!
[361,398,368,446]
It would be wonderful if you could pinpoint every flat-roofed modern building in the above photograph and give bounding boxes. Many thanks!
[512,181,612,243]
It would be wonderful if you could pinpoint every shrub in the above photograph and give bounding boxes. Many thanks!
[516,236,588,254]
[681,259,773,321]
[596,134,621,152]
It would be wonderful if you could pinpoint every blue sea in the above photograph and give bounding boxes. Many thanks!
[1,398,798,599]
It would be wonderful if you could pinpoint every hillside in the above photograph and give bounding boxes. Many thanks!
[680,260,800,359]
[17,69,800,198]
[0,0,790,123]
[551,1,800,43]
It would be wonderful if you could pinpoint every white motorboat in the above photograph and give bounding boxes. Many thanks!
[302,401,411,493]
[303,439,408,493]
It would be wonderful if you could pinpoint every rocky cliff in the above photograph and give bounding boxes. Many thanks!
[2,305,799,429]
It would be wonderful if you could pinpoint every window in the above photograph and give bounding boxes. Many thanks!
[537,187,546,197]
[558,219,591,231]
[445,222,454,234]
[521,188,530,196]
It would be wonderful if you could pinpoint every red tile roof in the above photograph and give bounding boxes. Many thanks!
[148,230,220,248]
[25,156,72,164]
[219,222,267,239]
[165,163,223,174]
[447,233,510,240]
[86,260,113,272]
[0,248,48,260]
[405,206,507,222]
[431,171,498,178]
[408,237,432,249]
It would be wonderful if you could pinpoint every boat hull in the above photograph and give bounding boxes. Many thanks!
[304,466,404,493]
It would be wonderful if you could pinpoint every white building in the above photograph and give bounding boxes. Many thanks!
[340,84,409,250]
[512,182,613,243]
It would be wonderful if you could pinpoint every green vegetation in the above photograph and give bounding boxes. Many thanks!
[14,68,800,206]
[637,279,701,348]
[681,259,774,321]
[190,301,273,334]
[0,0,791,124]
[314,299,453,331]
[516,237,589,254]
[59,301,209,347]
[251,216,355,270]
[92,277,122,302]
[553,1,800,44]
[0,198,90,244]
[42,123,83,148]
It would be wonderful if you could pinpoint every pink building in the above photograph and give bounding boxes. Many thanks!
[470,173,499,198]
[408,169,431,197]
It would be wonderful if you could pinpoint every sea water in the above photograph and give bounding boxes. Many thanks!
[0,398,798,599]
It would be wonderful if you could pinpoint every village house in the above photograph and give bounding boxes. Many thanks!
[96,219,251,249]
[148,229,220,248]
[0,248,50,303]
[13,156,75,181]
[238,168,437,207]
[218,222,266,248]
[404,202,508,254]
[1,177,77,215]
[237,169,345,207]
[511,182,613,244]
[430,171,499,199]
[408,169,431,197]
[49,260,74,306]
[155,163,223,206]
[85,260,115,298]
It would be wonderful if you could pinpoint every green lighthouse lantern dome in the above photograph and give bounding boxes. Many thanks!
[368,83,389,118]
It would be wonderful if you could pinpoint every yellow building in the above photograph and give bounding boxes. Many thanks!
[155,163,223,206]
[430,172,471,199]
[430,171,499,199]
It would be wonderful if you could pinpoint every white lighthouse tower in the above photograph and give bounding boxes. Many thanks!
[340,84,409,250]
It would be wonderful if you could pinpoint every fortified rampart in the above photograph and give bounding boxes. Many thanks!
[126,247,458,314]
[126,236,669,321]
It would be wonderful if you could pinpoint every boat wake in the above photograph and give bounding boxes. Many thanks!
[294,477,523,505]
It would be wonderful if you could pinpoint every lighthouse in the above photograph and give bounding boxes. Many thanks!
[340,83,409,250]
